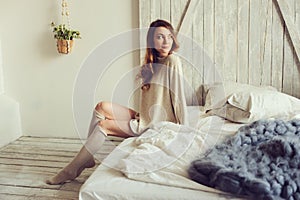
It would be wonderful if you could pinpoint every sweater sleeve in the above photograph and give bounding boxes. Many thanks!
[168,55,189,126]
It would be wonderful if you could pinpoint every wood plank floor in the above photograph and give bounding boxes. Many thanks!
[0,136,121,200]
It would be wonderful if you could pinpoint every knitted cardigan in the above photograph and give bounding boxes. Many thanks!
[137,54,189,133]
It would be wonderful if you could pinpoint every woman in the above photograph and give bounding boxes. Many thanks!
[46,19,188,185]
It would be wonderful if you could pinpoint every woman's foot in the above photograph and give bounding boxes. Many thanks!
[46,158,96,185]
[76,158,96,177]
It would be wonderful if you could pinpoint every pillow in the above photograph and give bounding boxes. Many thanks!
[207,103,251,123]
[203,81,276,111]
[208,89,300,123]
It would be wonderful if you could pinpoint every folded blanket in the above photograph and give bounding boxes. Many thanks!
[188,119,300,200]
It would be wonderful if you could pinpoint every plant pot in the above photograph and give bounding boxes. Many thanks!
[56,39,74,54]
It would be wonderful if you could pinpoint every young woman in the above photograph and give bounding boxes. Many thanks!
[46,19,188,185]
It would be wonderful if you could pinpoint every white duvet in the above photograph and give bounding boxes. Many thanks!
[101,111,243,192]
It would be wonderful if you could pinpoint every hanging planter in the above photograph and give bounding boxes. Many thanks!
[56,39,74,54]
[52,23,80,54]
[51,0,81,54]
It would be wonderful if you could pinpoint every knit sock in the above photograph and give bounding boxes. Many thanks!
[88,109,105,137]
[46,127,106,185]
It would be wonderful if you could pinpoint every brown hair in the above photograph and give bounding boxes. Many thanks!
[140,19,179,90]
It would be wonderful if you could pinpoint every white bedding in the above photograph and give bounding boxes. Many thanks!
[79,106,245,200]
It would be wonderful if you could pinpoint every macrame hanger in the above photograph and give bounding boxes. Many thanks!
[61,0,71,29]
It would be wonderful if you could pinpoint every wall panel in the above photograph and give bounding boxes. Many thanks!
[139,0,300,99]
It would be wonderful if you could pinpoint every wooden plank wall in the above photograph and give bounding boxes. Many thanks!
[139,0,300,104]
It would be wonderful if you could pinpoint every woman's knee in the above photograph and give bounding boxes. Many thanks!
[95,101,110,113]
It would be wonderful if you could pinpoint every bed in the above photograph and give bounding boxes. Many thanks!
[79,82,300,200]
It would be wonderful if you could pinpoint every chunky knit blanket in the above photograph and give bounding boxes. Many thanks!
[188,119,300,200]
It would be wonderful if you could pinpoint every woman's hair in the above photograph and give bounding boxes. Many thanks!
[139,19,179,90]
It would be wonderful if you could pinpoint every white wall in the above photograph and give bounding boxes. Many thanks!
[0,0,139,138]
[0,40,3,94]
[0,38,22,148]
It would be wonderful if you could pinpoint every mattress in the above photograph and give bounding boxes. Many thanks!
[79,162,243,200]
[79,106,245,200]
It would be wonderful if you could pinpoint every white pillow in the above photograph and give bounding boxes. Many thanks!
[203,81,276,111]
[207,103,251,123]
[208,89,300,123]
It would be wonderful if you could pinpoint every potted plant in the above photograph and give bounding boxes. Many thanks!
[51,22,81,54]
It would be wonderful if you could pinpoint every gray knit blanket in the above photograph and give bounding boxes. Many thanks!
[188,119,300,200]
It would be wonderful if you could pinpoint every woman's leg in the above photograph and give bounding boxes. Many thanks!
[95,101,137,137]
[95,101,137,121]
[87,109,105,137]
[99,119,135,138]
[46,102,137,185]
[46,126,105,185]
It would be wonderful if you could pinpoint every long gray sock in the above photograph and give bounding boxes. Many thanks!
[85,126,106,155]
[88,109,105,137]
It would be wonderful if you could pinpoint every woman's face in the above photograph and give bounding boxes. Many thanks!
[153,26,173,57]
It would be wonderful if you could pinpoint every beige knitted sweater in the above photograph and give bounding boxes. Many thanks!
[136,54,189,133]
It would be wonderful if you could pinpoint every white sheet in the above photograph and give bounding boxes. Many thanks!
[79,106,245,200]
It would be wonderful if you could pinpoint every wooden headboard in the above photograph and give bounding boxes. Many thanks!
[139,0,300,105]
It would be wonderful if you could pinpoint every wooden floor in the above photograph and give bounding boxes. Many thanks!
[0,136,120,200]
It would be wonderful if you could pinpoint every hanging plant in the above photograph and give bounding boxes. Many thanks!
[52,23,81,40]
[51,0,81,54]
